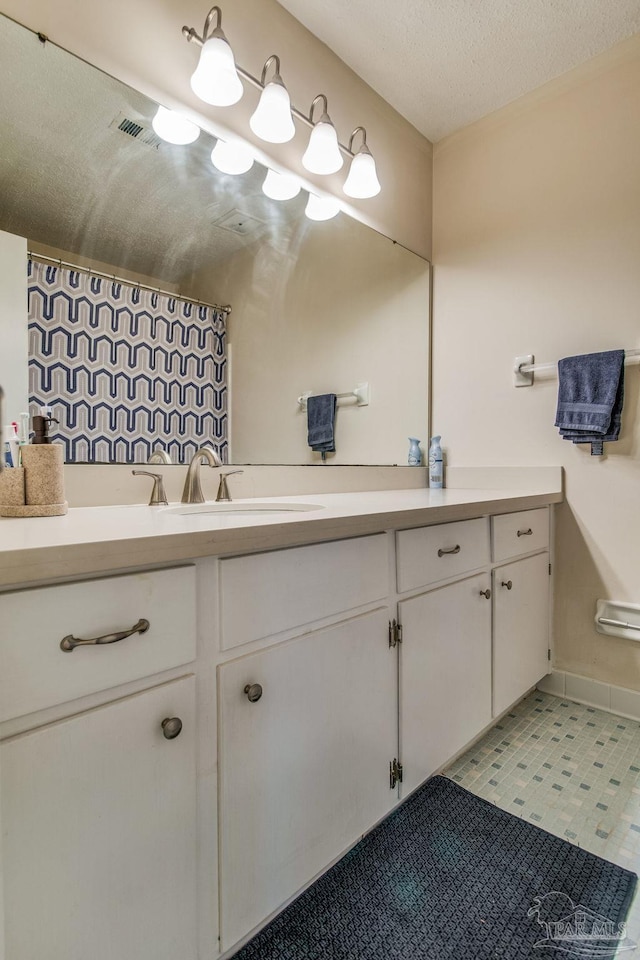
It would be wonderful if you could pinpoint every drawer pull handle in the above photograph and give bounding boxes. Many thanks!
[438,544,461,557]
[244,683,263,703]
[480,588,491,600]
[161,717,183,740]
[517,528,533,537]
[60,617,150,652]
[501,580,513,590]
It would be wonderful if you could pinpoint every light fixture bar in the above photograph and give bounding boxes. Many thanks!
[182,17,357,160]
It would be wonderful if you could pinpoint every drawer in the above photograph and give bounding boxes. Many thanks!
[219,534,388,650]
[0,566,196,723]
[396,518,489,593]
[492,508,549,562]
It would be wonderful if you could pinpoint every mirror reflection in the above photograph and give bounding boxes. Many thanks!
[0,13,430,466]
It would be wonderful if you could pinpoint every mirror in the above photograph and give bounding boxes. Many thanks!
[0,13,430,466]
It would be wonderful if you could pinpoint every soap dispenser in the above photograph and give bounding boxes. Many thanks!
[19,413,67,515]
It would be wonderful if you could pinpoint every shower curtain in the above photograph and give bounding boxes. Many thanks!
[28,259,228,464]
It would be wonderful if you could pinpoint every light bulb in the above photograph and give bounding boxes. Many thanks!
[190,36,243,106]
[343,148,381,198]
[305,193,340,221]
[152,106,200,145]
[210,139,254,175]
[302,121,343,175]
[262,169,301,201]
[250,81,295,143]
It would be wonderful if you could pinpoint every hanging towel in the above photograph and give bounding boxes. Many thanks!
[307,394,337,457]
[555,350,625,456]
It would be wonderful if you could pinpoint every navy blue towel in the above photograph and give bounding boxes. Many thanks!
[555,350,625,455]
[307,394,337,456]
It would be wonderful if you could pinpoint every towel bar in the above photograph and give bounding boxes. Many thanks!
[297,383,369,410]
[513,349,640,387]
[595,600,640,641]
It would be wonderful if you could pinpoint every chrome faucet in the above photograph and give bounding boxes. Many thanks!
[181,446,222,504]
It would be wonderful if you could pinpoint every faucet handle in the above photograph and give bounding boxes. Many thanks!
[132,470,168,506]
[216,470,244,503]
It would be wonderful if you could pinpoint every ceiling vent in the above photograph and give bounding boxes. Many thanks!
[214,209,265,236]
[109,112,162,149]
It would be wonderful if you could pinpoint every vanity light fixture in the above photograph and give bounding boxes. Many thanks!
[304,193,341,221]
[211,138,254,175]
[184,6,243,107]
[262,169,301,201]
[249,56,295,144]
[343,127,381,199]
[152,106,201,145]
[182,6,381,198]
[301,95,343,175]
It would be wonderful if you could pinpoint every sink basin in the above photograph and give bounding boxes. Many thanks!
[163,501,324,517]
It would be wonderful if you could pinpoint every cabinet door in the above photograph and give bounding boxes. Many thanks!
[0,676,197,960]
[399,573,492,795]
[218,609,396,950]
[493,552,550,716]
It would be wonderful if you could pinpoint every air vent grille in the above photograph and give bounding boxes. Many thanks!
[109,112,162,149]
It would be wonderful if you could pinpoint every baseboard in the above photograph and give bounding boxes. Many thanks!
[538,670,640,721]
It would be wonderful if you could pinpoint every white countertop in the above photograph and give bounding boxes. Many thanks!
[0,482,563,589]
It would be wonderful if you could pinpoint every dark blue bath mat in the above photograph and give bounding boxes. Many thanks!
[232,775,637,960]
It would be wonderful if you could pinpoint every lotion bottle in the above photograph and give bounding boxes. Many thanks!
[428,436,443,488]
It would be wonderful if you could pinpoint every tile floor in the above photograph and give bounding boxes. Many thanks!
[445,690,640,955]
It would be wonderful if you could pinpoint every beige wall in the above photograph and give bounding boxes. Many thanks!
[1,0,432,259]
[432,35,640,688]
[190,215,430,465]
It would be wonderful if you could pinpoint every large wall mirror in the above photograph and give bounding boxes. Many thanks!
[0,12,430,466]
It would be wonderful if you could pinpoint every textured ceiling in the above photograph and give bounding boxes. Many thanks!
[276,0,640,141]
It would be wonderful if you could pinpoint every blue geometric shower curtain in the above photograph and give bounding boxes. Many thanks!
[28,259,228,464]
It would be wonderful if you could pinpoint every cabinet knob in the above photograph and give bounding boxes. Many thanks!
[517,528,533,537]
[244,683,263,703]
[161,717,183,739]
[479,588,491,600]
[501,579,513,590]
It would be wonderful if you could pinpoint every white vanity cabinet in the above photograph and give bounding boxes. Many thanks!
[493,552,550,716]
[398,573,493,794]
[0,677,197,960]
[217,608,397,950]
[0,567,199,960]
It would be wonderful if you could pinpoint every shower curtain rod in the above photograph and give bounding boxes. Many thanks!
[27,251,231,315]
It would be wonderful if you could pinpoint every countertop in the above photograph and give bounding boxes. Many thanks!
[0,482,563,589]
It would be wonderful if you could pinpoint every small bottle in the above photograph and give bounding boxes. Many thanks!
[408,437,422,466]
[428,436,443,488]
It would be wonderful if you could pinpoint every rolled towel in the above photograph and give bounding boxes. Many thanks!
[307,394,337,457]
[555,350,625,455]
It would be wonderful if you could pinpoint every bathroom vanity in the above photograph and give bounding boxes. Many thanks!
[0,479,561,960]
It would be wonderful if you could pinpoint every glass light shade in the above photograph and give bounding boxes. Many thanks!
[305,193,340,221]
[343,150,381,199]
[302,121,343,175]
[210,139,254,175]
[250,82,295,143]
[190,36,243,106]
[262,169,301,201]
[152,106,200,145]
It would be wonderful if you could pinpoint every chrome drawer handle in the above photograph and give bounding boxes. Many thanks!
[517,528,533,537]
[60,618,150,652]
[480,588,491,600]
[438,544,461,557]
[501,580,513,590]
